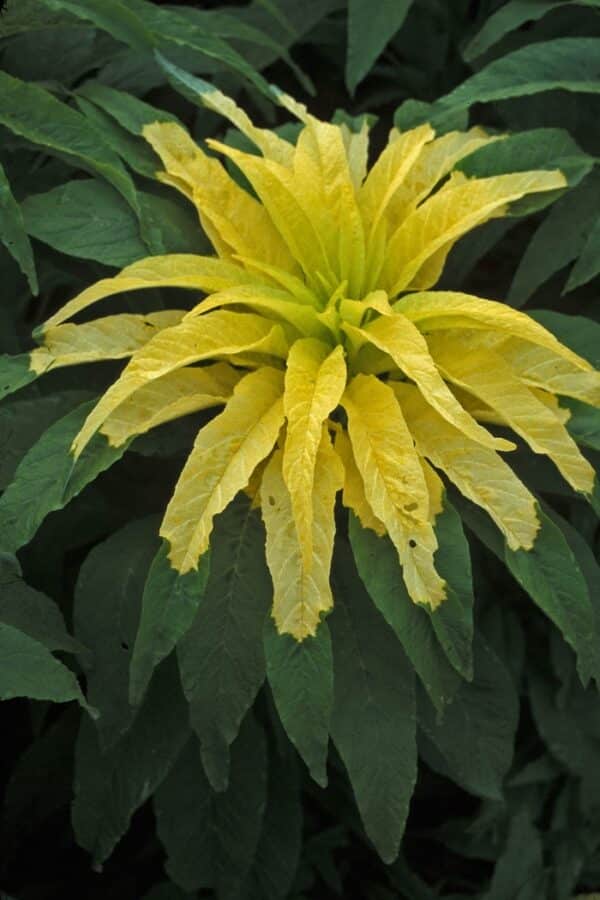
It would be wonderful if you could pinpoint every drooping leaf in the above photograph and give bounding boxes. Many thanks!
[346,0,414,93]
[0,401,129,555]
[72,654,189,866]
[176,497,269,791]
[418,635,519,799]
[463,1,571,63]
[74,516,160,748]
[155,715,268,896]
[0,160,37,293]
[329,543,417,864]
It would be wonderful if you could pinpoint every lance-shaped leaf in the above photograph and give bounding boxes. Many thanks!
[160,367,285,574]
[346,0,414,93]
[282,339,346,567]
[261,430,343,640]
[0,161,37,294]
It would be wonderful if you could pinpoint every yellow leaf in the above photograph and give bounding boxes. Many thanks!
[160,366,285,573]
[100,362,241,447]
[30,311,184,374]
[348,312,514,451]
[262,429,343,640]
[394,382,539,550]
[383,170,566,295]
[429,337,595,494]
[41,255,254,331]
[396,291,594,374]
[342,373,446,608]
[497,338,600,407]
[339,118,370,191]
[71,311,288,458]
[334,427,385,535]
[282,339,347,565]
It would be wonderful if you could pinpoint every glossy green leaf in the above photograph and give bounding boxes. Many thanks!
[0,161,37,294]
[175,498,268,792]
[330,543,417,864]
[264,617,333,789]
[0,401,129,555]
[72,654,189,866]
[346,0,414,93]
[75,517,160,747]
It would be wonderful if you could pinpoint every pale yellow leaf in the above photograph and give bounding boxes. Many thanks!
[100,362,241,446]
[71,311,288,458]
[261,429,343,640]
[383,170,566,295]
[393,382,539,550]
[347,313,514,451]
[282,339,347,565]
[429,337,595,493]
[41,255,255,331]
[339,118,370,191]
[334,427,385,535]
[497,337,600,407]
[160,366,285,572]
[30,311,184,374]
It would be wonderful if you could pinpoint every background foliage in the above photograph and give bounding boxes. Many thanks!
[1,0,600,897]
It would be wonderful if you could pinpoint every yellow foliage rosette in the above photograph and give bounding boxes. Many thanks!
[29,86,600,639]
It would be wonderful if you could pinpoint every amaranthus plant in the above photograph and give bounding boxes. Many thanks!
[27,81,599,639]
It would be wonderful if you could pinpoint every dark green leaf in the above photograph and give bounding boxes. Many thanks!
[563,398,600,450]
[418,636,518,799]
[529,309,600,366]
[76,81,179,135]
[264,616,333,789]
[40,0,154,53]
[483,809,545,900]
[75,96,161,178]
[0,161,37,294]
[73,653,189,865]
[175,498,268,791]
[346,0,414,93]
[75,516,160,747]
[0,622,89,708]
[567,212,600,290]
[329,543,417,864]
[0,355,41,404]
[463,1,566,63]
[0,401,129,555]
[155,715,267,896]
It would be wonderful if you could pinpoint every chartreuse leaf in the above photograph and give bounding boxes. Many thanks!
[130,542,210,710]
[155,715,267,896]
[0,161,37,294]
[75,517,160,748]
[176,497,269,792]
[346,0,414,93]
[418,635,518,800]
[0,401,129,555]
[0,623,90,710]
[264,616,333,788]
[0,553,83,656]
[397,38,600,128]
[73,654,189,866]
[329,543,417,864]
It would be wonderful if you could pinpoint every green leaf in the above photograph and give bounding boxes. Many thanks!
[264,616,333,789]
[175,498,268,792]
[529,310,600,366]
[0,401,129,555]
[508,174,600,305]
[0,622,89,708]
[418,636,518,800]
[155,52,270,116]
[329,543,417,864]
[0,161,37,294]
[0,552,83,655]
[346,0,414,93]
[76,81,179,135]
[72,653,189,866]
[397,38,600,128]
[75,517,160,748]
[563,398,600,451]
[567,212,600,291]
[483,809,545,900]
[75,96,161,178]
[463,1,566,63]
[0,354,41,403]
[155,715,267,896]
[130,541,210,709]
[39,0,155,52]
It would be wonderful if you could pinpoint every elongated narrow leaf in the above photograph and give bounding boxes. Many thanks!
[73,655,189,866]
[346,0,414,93]
[567,212,600,291]
[76,81,180,135]
[75,517,160,748]
[418,635,518,799]
[463,1,567,62]
[0,623,89,708]
[264,617,333,787]
[0,401,129,555]
[40,0,154,52]
[0,161,37,293]
[155,716,267,896]
[176,498,269,791]
[330,543,417,864]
